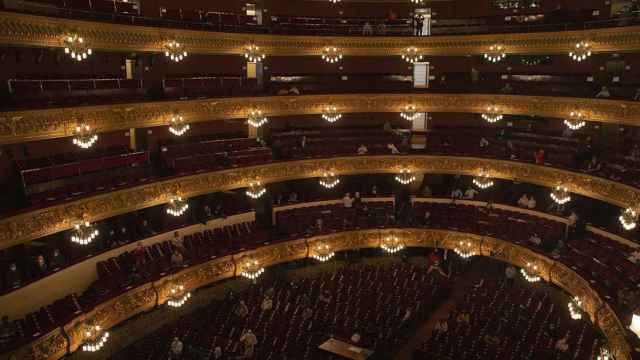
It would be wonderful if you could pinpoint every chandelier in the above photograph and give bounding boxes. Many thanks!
[247,109,268,128]
[168,114,190,136]
[322,46,343,63]
[568,296,582,320]
[164,40,188,63]
[619,208,638,231]
[166,196,189,217]
[395,169,416,185]
[401,47,423,63]
[246,181,267,199]
[81,323,109,352]
[520,262,541,283]
[564,111,586,130]
[63,34,92,61]
[311,243,335,262]
[453,240,476,259]
[319,172,340,189]
[381,236,405,254]
[71,221,99,246]
[329,0,341,3]
[167,284,191,308]
[473,172,494,190]
[400,105,421,121]
[481,105,503,123]
[240,259,265,280]
[322,105,342,123]
[244,44,266,63]
[72,123,99,149]
[569,41,592,62]
[411,0,424,3]
[483,44,506,63]
[550,186,571,205]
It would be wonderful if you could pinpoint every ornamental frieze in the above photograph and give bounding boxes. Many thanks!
[1,94,639,145]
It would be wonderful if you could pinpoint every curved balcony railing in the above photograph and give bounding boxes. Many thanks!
[0,199,635,360]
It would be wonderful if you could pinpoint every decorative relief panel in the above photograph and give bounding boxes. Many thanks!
[1,11,640,57]
[2,94,640,145]
[1,155,639,250]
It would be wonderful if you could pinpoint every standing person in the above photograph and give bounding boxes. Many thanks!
[416,15,424,36]
[505,265,516,287]
[240,329,258,357]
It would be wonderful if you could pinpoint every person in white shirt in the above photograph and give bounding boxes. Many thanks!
[595,86,610,98]
[343,193,354,208]
[350,333,361,343]
[240,330,258,357]
[387,143,400,154]
[527,196,536,209]
[517,194,530,208]
[357,144,368,155]
[170,337,183,358]
[529,233,542,246]
[479,137,489,148]
[628,250,640,264]
[464,188,478,200]
[451,189,463,199]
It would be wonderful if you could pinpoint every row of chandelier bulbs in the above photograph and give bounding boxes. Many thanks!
[60,32,594,65]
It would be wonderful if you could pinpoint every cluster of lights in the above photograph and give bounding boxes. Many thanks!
[240,259,265,280]
[569,41,592,62]
[164,40,188,63]
[329,0,341,3]
[395,169,416,185]
[521,262,541,283]
[481,105,503,123]
[168,115,190,136]
[619,208,638,231]
[166,196,189,217]
[483,44,506,63]
[72,124,99,149]
[321,46,343,63]
[167,285,192,308]
[322,105,342,123]
[246,182,267,199]
[550,186,571,205]
[381,236,405,254]
[568,296,583,320]
[400,105,420,121]
[82,325,109,352]
[401,47,423,64]
[244,44,266,63]
[71,221,99,246]
[453,241,476,259]
[247,109,268,128]
[63,34,92,61]
[311,243,335,262]
[564,111,587,131]
[473,173,494,190]
[411,0,424,4]
[319,172,340,189]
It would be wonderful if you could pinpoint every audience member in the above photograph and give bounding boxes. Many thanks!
[586,156,602,173]
[479,137,489,148]
[171,250,184,267]
[505,265,516,287]
[31,254,48,277]
[362,22,373,35]
[213,346,223,359]
[517,194,530,208]
[261,296,273,312]
[628,250,640,264]
[49,248,66,270]
[464,187,478,200]
[433,318,448,336]
[387,143,400,154]
[634,88,640,101]
[5,263,22,289]
[133,242,147,267]
[450,188,463,199]
[343,193,354,208]
[302,307,313,320]
[527,195,537,209]
[357,144,368,155]
[456,310,470,324]
[350,332,361,343]
[528,233,542,246]
[240,329,258,357]
[235,300,249,318]
[554,334,569,352]
[595,86,610,98]
[534,149,545,165]
[170,337,183,359]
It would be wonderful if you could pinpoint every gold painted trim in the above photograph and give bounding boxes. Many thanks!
[6,229,630,360]
[1,11,640,56]
[1,94,640,145]
[1,155,639,250]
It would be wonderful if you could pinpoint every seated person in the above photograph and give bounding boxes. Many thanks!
[456,310,470,324]
[433,318,448,336]
[171,251,184,267]
[528,233,542,246]
[387,143,400,154]
[554,334,570,352]
[357,144,368,155]
[49,249,66,270]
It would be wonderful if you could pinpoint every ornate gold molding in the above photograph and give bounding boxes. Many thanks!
[1,11,640,57]
[7,229,630,360]
[1,155,639,249]
[1,94,640,145]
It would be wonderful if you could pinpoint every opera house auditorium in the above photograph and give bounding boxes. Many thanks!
[1,0,640,359]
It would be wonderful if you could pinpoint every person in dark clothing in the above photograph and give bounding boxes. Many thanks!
[415,15,424,36]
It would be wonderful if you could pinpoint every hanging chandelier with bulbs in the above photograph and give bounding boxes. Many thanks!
[410,0,424,4]
[311,243,335,262]
[550,186,571,205]
[619,208,638,231]
[166,196,189,217]
[72,123,99,149]
[483,44,506,63]
[247,109,268,128]
[81,323,109,352]
[63,34,92,62]
[473,173,494,190]
[569,41,592,62]
[521,262,541,283]
[167,284,192,308]
[164,40,188,63]
[321,105,342,123]
[71,221,100,246]
[395,169,416,185]
[168,114,190,136]
[240,259,265,280]
[322,46,343,63]
[564,111,587,131]
[329,0,341,3]
[319,172,340,189]
[401,47,423,63]
[244,44,266,62]
[246,182,267,199]
[481,105,503,123]
[568,296,583,320]
[400,105,421,121]
[453,240,476,259]
[381,236,405,254]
